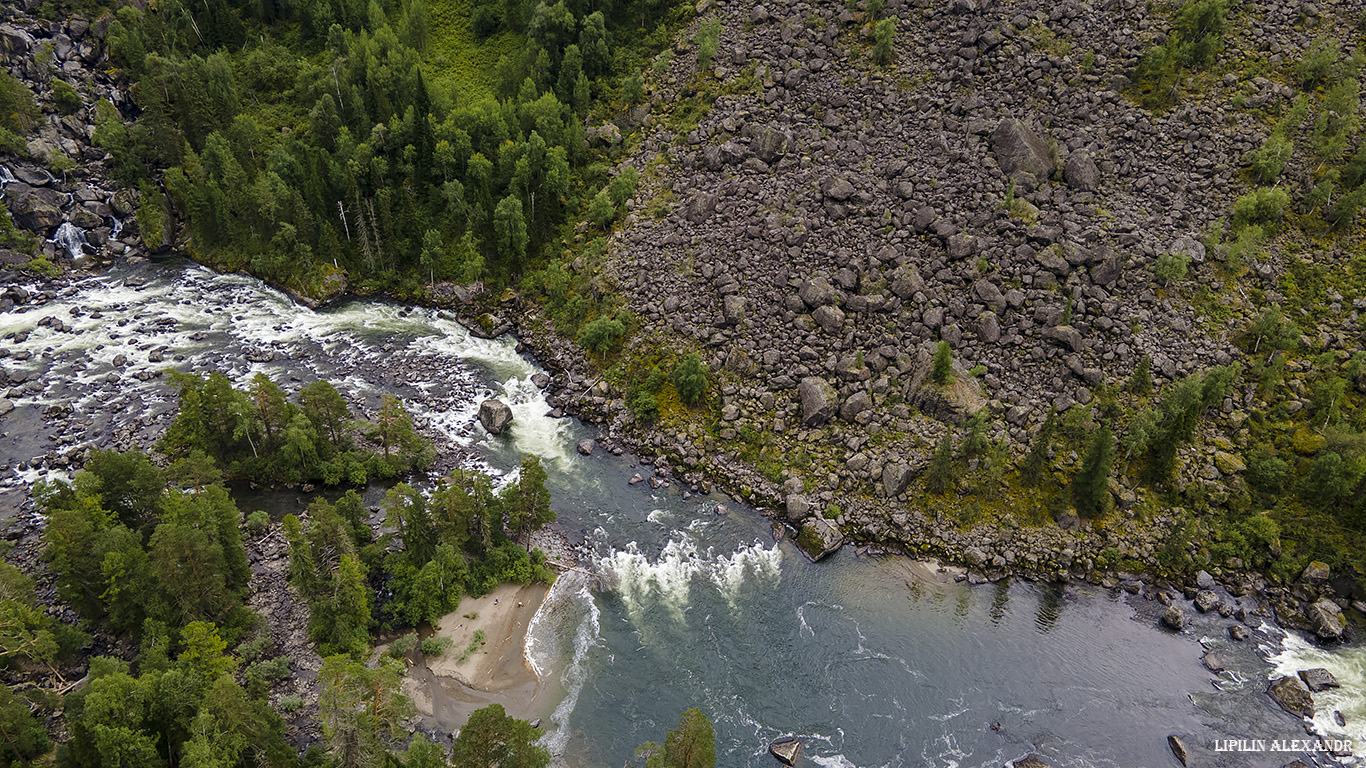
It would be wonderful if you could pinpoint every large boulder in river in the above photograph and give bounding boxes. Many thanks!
[796,517,843,561]
[1267,675,1314,719]
[1306,598,1346,641]
[768,738,801,765]
[797,377,837,426]
[478,399,513,435]
[991,119,1055,179]
[1297,668,1340,692]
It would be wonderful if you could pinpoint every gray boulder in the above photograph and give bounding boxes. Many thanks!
[840,391,871,421]
[1064,151,1100,191]
[1044,325,1084,352]
[1161,604,1186,631]
[478,399,514,435]
[1297,668,1340,692]
[784,494,813,523]
[684,192,717,223]
[576,438,595,456]
[1194,590,1220,613]
[799,277,838,307]
[991,119,1055,178]
[798,377,837,426]
[1267,675,1314,719]
[882,462,911,497]
[722,294,746,325]
[5,186,64,231]
[812,304,845,332]
[768,738,801,765]
[1300,561,1331,582]
[753,125,790,163]
[1307,598,1346,641]
[1167,735,1189,767]
[889,264,926,298]
[1229,624,1250,641]
[821,176,856,201]
[796,517,843,561]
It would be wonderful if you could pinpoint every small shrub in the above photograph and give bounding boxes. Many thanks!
[453,629,485,662]
[588,190,615,230]
[1153,252,1190,285]
[1249,134,1293,184]
[673,352,708,405]
[579,315,626,355]
[694,19,721,73]
[278,695,305,713]
[245,509,270,537]
[421,636,454,657]
[388,632,418,659]
[1231,187,1290,230]
[50,78,82,115]
[872,19,896,65]
[1297,37,1342,89]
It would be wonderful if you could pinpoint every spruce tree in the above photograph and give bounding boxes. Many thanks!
[924,429,956,495]
[1020,408,1057,486]
[1073,425,1114,518]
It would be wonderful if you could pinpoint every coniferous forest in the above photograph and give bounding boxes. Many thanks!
[91,0,681,297]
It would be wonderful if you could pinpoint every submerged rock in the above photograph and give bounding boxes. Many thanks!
[1167,735,1189,766]
[478,399,513,435]
[1266,675,1314,719]
[768,738,800,765]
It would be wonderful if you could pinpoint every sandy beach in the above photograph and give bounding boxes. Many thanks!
[401,581,555,732]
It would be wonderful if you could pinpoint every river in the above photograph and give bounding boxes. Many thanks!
[0,260,1361,767]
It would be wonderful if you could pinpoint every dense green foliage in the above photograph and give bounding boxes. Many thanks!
[94,0,686,296]
[672,352,708,406]
[161,371,433,485]
[450,702,550,768]
[932,340,952,385]
[59,624,294,768]
[40,455,254,638]
[0,68,37,155]
[1129,0,1230,109]
[285,455,555,643]
[633,707,716,768]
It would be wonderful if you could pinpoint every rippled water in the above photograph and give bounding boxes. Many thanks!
[1,261,1362,767]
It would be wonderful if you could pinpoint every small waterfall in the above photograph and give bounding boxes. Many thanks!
[0,166,15,187]
[50,222,87,259]
[109,215,123,240]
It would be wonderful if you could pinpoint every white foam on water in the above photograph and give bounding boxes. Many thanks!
[593,534,784,624]
[808,756,858,768]
[524,571,601,763]
[708,540,783,611]
[1268,631,1366,747]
